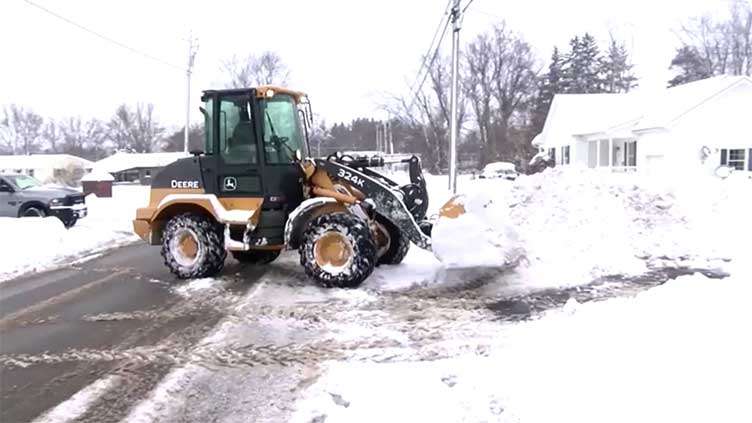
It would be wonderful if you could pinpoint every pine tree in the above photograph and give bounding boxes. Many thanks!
[667,46,713,87]
[601,38,638,93]
[532,47,563,133]
[561,34,604,93]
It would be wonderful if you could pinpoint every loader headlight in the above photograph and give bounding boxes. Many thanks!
[49,198,65,207]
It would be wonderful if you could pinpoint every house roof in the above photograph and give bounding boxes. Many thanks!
[94,151,189,174]
[533,75,752,145]
[0,154,94,170]
[634,75,752,130]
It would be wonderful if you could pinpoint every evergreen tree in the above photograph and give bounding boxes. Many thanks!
[601,38,638,93]
[532,47,563,133]
[667,46,713,87]
[561,33,603,93]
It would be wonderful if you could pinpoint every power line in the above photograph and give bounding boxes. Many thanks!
[406,1,453,103]
[407,5,453,112]
[22,0,182,70]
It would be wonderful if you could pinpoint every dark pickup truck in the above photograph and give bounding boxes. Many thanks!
[0,173,87,228]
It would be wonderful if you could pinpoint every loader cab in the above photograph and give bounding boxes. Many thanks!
[200,86,309,213]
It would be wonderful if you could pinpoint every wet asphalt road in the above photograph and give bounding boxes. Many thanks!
[0,243,729,423]
[0,244,268,423]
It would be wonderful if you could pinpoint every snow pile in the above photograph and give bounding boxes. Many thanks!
[293,271,752,423]
[431,191,522,269]
[0,185,149,281]
[504,168,751,290]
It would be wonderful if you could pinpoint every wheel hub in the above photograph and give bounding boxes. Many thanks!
[314,231,353,269]
[172,229,200,267]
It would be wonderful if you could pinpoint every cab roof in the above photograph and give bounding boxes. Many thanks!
[202,85,307,103]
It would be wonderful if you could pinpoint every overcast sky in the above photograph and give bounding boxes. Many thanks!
[0,0,732,131]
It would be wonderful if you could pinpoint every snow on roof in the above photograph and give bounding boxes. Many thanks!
[0,154,94,170]
[538,75,752,146]
[81,168,115,182]
[635,75,752,130]
[483,161,516,171]
[94,152,189,174]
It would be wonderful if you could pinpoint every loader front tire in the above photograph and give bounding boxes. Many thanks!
[232,249,280,265]
[161,213,226,279]
[300,212,376,288]
[376,215,410,265]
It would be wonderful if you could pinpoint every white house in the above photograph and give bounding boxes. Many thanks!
[534,76,752,176]
[0,154,94,183]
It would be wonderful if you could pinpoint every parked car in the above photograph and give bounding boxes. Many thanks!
[0,173,87,228]
[479,162,518,180]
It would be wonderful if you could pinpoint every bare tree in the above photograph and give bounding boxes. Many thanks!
[108,103,164,153]
[59,117,107,158]
[42,120,61,153]
[678,0,752,76]
[463,33,496,163]
[221,51,290,88]
[0,105,44,155]
[489,24,538,161]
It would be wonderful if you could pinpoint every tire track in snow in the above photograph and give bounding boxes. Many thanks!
[29,375,122,423]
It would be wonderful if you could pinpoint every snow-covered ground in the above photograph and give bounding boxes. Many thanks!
[292,168,752,422]
[0,184,149,282]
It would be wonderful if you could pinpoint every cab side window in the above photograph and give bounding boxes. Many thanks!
[219,97,257,165]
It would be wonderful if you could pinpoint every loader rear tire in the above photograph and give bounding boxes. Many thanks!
[232,249,280,265]
[376,215,410,265]
[300,212,376,288]
[161,213,226,279]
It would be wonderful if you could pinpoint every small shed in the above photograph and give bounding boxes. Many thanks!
[81,169,115,198]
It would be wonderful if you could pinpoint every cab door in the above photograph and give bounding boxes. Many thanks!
[211,94,264,200]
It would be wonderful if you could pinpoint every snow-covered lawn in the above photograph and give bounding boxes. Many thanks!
[0,184,149,282]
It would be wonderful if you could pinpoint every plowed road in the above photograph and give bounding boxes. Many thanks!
[0,245,725,423]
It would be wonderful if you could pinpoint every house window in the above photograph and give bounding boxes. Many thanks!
[625,141,637,167]
[562,146,571,165]
[548,148,556,164]
[727,149,745,171]
[28,169,34,177]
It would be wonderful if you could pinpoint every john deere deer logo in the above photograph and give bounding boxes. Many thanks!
[223,177,237,191]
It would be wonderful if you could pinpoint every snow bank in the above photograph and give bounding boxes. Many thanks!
[0,185,149,282]
[373,169,750,292]
[293,271,752,423]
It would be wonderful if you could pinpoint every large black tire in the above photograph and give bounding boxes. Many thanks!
[161,213,226,279]
[20,205,46,218]
[299,212,376,288]
[232,249,280,265]
[376,215,410,265]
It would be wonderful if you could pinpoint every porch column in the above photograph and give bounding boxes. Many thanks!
[596,140,601,167]
[608,138,614,168]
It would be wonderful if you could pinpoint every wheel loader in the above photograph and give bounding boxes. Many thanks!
[133,85,463,288]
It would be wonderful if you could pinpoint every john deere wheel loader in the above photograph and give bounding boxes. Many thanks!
[133,86,457,288]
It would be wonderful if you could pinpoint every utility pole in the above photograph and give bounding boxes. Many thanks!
[387,120,394,154]
[184,34,199,154]
[448,0,462,193]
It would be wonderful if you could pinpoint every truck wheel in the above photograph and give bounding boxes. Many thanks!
[376,215,410,265]
[161,213,226,279]
[232,249,280,265]
[300,212,376,288]
[21,205,46,218]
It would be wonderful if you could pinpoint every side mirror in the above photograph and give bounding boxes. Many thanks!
[0,184,14,193]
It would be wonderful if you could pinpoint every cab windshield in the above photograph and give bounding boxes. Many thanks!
[4,174,42,190]
[261,94,305,164]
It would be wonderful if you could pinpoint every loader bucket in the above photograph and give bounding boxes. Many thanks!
[431,193,523,270]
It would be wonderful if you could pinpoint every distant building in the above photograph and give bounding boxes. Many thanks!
[533,75,752,176]
[94,152,189,185]
[0,154,93,184]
